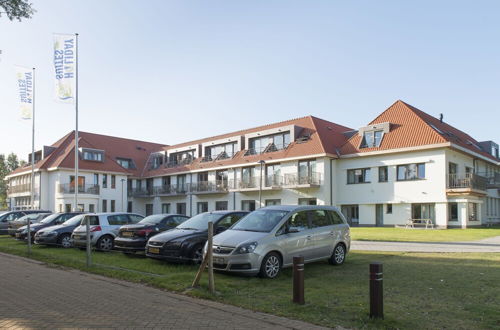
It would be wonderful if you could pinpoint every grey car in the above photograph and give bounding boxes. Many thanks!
[34,214,87,248]
[7,213,52,236]
[0,210,50,235]
[210,205,351,279]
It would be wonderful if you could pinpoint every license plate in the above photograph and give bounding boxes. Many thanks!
[213,257,225,264]
[149,247,160,254]
[122,231,133,237]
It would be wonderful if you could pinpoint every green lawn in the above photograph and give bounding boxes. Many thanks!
[0,237,498,329]
[350,226,500,242]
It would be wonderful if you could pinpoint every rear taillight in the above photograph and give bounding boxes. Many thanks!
[90,225,101,232]
[137,229,153,237]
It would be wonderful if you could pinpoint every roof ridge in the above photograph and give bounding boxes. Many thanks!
[76,130,166,147]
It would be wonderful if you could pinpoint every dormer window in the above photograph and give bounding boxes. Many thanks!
[81,148,104,162]
[149,154,164,169]
[360,130,383,148]
[247,131,291,155]
[204,142,236,162]
[117,158,136,169]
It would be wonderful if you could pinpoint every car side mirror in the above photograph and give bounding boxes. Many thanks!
[286,227,299,234]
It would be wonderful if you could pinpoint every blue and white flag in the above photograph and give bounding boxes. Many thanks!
[53,33,77,103]
[15,66,34,119]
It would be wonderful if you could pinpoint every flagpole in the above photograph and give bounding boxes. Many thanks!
[28,67,35,255]
[74,33,79,212]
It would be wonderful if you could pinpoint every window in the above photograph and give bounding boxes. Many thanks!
[341,205,359,225]
[108,214,129,226]
[103,174,108,188]
[117,158,136,169]
[150,154,163,169]
[111,175,116,189]
[145,204,153,216]
[161,203,170,213]
[378,166,388,182]
[102,200,107,212]
[69,175,85,191]
[215,201,228,210]
[93,173,99,185]
[241,200,256,211]
[298,198,317,205]
[265,164,281,186]
[397,163,425,181]
[329,210,345,224]
[347,168,371,184]
[412,203,435,220]
[205,142,236,160]
[111,200,116,212]
[162,176,171,186]
[128,214,143,223]
[77,204,84,212]
[176,203,187,215]
[241,167,256,187]
[89,204,95,213]
[197,202,208,214]
[177,175,187,191]
[248,131,291,154]
[127,201,132,213]
[298,159,317,181]
[82,148,104,162]
[449,203,458,222]
[217,214,244,229]
[265,199,281,206]
[468,203,478,221]
[197,172,208,183]
[386,204,392,214]
[168,150,195,166]
[310,210,332,228]
[360,130,383,148]
[288,211,309,232]
[65,204,72,212]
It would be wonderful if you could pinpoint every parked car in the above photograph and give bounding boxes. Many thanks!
[146,211,248,263]
[209,205,351,279]
[0,210,50,235]
[71,213,144,251]
[15,212,83,241]
[114,214,189,253]
[34,214,87,248]
[8,213,52,236]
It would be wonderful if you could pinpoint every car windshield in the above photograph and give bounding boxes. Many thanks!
[139,215,166,225]
[40,214,61,224]
[63,214,86,226]
[231,209,289,233]
[16,214,38,222]
[176,213,223,231]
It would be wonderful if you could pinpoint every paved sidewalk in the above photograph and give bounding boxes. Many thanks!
[351,236,500,252]
[0,253,328,329]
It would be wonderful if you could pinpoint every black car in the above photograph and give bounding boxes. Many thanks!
[0,210,51,235]
[146,211,248,263]
[115,214,190,253]
[34,214,87,248]
[16,212,83,241]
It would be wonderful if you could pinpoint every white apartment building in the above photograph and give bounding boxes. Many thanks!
[6,100,500,228]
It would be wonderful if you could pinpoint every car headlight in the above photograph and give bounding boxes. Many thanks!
[203,242,208,254]
[235,242,258,254]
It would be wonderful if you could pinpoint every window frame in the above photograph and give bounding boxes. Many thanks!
[347,168,371,184]
[397,163,426,181]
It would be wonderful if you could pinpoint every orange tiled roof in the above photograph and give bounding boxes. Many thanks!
[8,131,166,177]
[142,116,353,177]
[340,100,498,162]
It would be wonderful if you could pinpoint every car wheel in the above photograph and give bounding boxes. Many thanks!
[259,252,281,279]
[58,234,72,248]
[96,235,114,251]
[191,245,204,264]
[329,243,346,265]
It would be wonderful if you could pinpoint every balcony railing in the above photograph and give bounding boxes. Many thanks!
[190,180,229,194]
[58,184,100,195]
[244,143,290,156]
[283,172,322,187]
[129,187,154,197]
[265,175,283,188]
[475,172,500,189]
[155,183,188,196]
[447,174,487,191]
[7,183,32,194]
[200,151,237,163]
[165,158,194,168]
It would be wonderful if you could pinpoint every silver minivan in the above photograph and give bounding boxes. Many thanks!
[210,205,350,278]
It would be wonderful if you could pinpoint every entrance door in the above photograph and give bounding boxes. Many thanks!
[375,204,384,227]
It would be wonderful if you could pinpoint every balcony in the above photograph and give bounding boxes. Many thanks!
[244,143,290,156]
[155,183,188,196]
[129,187,154,197]
[7,183,32,194]
[475,172,500,189]
[165,158,194,168]
[200,151,238,163]
[264,175,283,190]
[446,174,487,196]
[283,172,322,188]
[190,181,229,194]
[58,184,100,195]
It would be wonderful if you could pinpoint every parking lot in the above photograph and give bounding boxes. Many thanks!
[0,252,325,329]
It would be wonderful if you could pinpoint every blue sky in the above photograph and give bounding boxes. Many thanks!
[1,0,499,159]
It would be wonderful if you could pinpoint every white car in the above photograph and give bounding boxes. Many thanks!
[71,213,144,251]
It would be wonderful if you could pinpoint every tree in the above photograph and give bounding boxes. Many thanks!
[0,0,35,21]
[6,153,20,172]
